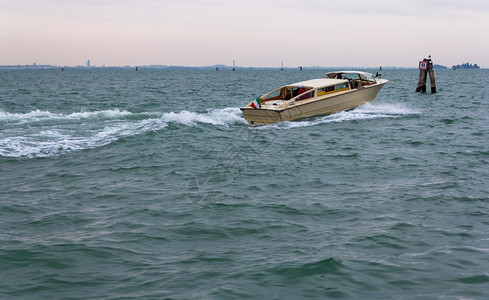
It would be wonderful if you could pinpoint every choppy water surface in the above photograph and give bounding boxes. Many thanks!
[1,68,489,299]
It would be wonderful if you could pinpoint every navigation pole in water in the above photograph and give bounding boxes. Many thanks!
[416,56,436,93]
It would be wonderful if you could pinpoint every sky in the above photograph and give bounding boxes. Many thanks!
[1,0,488,68]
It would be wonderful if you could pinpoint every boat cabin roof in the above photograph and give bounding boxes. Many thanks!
[289,78,347,89]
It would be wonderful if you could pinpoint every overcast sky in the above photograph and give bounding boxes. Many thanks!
[1,0,488,67]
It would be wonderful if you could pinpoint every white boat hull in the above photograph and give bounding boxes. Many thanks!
[241,79,386,125]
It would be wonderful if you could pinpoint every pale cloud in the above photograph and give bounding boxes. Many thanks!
[1,0,488,67]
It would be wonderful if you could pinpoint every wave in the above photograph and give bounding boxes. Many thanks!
[0,108,246,158]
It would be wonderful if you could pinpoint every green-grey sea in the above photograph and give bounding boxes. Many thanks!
[1,68,489,299]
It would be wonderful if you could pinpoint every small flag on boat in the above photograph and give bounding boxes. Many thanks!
[251,97,261,109]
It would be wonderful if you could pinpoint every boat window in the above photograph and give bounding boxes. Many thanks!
[317,86,335,96]
[341,73,360,80]
[285,87,293,100]
[335,83,349,90]
[297,90,315,101]
[262,89,282,101]
[317,83,349,96]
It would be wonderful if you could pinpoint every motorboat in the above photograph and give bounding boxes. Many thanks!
[240,71,387,125]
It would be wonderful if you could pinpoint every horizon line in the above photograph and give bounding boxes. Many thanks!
[0,64,433,70]
[0,63,483,70]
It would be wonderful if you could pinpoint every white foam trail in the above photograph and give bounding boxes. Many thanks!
[161,107,246,126]
[354,102,421,115]
[0,109,133,124]
[0,104,417,158]
[68,109,134,119]
[0,107,246,158]
[263,102,420,129]
[0,118,169,158]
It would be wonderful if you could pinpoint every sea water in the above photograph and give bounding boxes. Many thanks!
[1,68,489,299]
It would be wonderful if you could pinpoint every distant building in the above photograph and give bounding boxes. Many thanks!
[452,62,480,70]
[86,60,91,68]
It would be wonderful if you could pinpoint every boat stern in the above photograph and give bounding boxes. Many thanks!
[240,107,283,125]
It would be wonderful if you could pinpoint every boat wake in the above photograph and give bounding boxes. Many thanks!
[162,107,246,127]
[266,102,420,129]
[0,103,416,158]
[0,108,246,158]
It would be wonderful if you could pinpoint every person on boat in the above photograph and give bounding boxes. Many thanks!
[297,85,309,100]
[284,88,292,100]
[297,85,306,95]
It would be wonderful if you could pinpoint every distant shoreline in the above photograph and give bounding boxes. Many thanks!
[0,64,485,70]
[0,64,411,70]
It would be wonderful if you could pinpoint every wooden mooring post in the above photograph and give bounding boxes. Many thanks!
[416,56,436,93]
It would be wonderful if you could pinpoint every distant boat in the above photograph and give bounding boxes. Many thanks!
[240,71,388,125]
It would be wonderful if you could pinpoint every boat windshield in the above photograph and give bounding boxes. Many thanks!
[340,73,360,80]
[358,73,376,83]
[327,71,376,84]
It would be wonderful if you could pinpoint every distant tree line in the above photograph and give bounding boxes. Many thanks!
[452,63,480,70]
